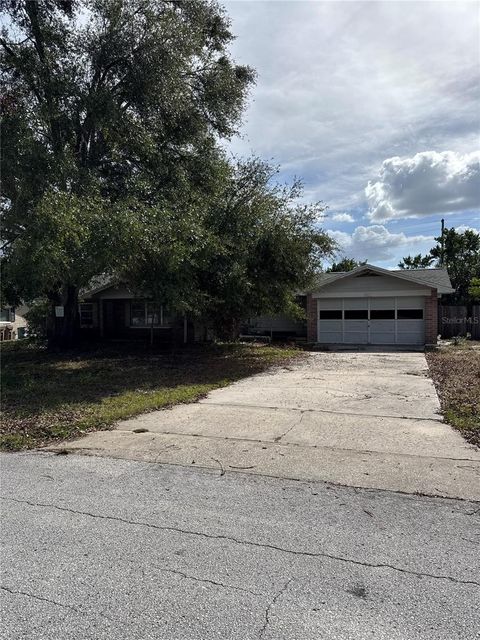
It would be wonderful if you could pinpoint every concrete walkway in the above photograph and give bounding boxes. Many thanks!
[58,351,480,500]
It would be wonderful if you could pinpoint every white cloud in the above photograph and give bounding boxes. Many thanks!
[331,213,354,223]
[455,225,480,235]
[327,225,431,263]
[226,2,480,213]
[366,151,480,222]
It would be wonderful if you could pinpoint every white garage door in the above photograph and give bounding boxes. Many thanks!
[317,297,425,345]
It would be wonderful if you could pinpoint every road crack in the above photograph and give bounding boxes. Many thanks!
[157,566,262,596]
[3,496,479,589]
[0,585,82,614]
[259,578,293,638]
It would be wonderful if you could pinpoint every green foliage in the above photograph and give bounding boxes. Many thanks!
[398,254,434,269]
[1,1,334,345]
[326,257,365,272]
[431,228,480,304]
[118,158,336,339]
[468,277,480,301]
[399,227,480,304]
[1,0,254,345]
[24,300,50,339]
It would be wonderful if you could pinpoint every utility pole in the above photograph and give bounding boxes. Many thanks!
[440,218,445,267]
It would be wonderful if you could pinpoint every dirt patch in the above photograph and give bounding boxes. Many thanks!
[426,346,480,447]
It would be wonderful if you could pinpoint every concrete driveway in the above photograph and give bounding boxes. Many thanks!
[60,351,480,500]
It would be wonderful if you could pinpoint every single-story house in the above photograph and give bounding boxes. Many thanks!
[305,264,454,346]
[0,305,29,341]
[79,282,190,343]
[79,264,453,347]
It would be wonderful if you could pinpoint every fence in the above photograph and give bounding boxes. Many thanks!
[438,305,480,339]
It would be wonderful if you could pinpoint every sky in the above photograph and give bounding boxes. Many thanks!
[224,0,480,268]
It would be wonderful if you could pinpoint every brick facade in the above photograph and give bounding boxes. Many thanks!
[306,294,317,343]
[425,288,438,345]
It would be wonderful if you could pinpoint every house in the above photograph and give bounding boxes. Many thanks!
[305,264,454,346]
[80,264,453,347]
[79,282,190,343]
[0,305,29,341]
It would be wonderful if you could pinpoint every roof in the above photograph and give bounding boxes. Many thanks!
[310,264,454,294]
[80,275,118,298]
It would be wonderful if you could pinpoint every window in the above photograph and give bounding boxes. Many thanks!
[397,309,423,320]
[345,309,368,320]
[370,309,395,320]
[0,307,14,322]
[319,310,342,319]
[130,302,169,327]
[79,303,94,327]
[130,302,146,326]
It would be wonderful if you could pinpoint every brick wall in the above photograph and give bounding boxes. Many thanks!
[425,288,438,345]
[306,294,317,342]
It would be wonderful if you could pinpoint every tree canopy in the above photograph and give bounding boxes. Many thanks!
[1,0,334,346]
[399,227,480,304]
[326,257,366,273]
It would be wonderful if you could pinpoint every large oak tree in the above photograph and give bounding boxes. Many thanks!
[1,0,254,345]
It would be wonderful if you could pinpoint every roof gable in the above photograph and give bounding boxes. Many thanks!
[311,264,454,294]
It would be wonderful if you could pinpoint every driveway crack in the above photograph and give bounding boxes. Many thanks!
[3,496,479,588]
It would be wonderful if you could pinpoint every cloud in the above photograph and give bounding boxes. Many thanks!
[366,151,480,222]
[226,2,480,213]
[455,225,480,235]
[327,225,431,263]
[331,213,354,223]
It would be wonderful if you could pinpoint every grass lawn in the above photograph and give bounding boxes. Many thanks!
[426,344,480,448]
[1,341,303,451]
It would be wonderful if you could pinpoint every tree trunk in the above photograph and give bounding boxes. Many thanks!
[47,285,80,350]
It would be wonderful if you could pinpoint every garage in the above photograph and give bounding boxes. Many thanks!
[308,264,454,347]
[317,296,425,345]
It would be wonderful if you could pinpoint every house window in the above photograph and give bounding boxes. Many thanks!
[397,309,423,320]
[0,307,14,322]
[79,303,94,327]
[130,302,169,327]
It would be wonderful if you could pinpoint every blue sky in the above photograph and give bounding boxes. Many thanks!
[224,0,480,267]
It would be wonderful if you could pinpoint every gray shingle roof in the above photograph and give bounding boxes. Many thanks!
[311,265,454,293]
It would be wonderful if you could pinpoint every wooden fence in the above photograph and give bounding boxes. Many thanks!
[438,305,480,339]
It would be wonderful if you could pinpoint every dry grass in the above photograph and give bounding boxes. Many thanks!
[426,343,480,447]
[1,341,302,451]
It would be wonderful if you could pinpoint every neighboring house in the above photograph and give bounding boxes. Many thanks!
[0,305,29,341]
[306,264,454,346]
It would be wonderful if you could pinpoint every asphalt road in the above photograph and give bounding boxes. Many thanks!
[1,452,479,639]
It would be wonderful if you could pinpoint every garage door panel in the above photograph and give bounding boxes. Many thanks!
[370,320,395,345]
[344,298,368,310]
[397,319,425,345]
